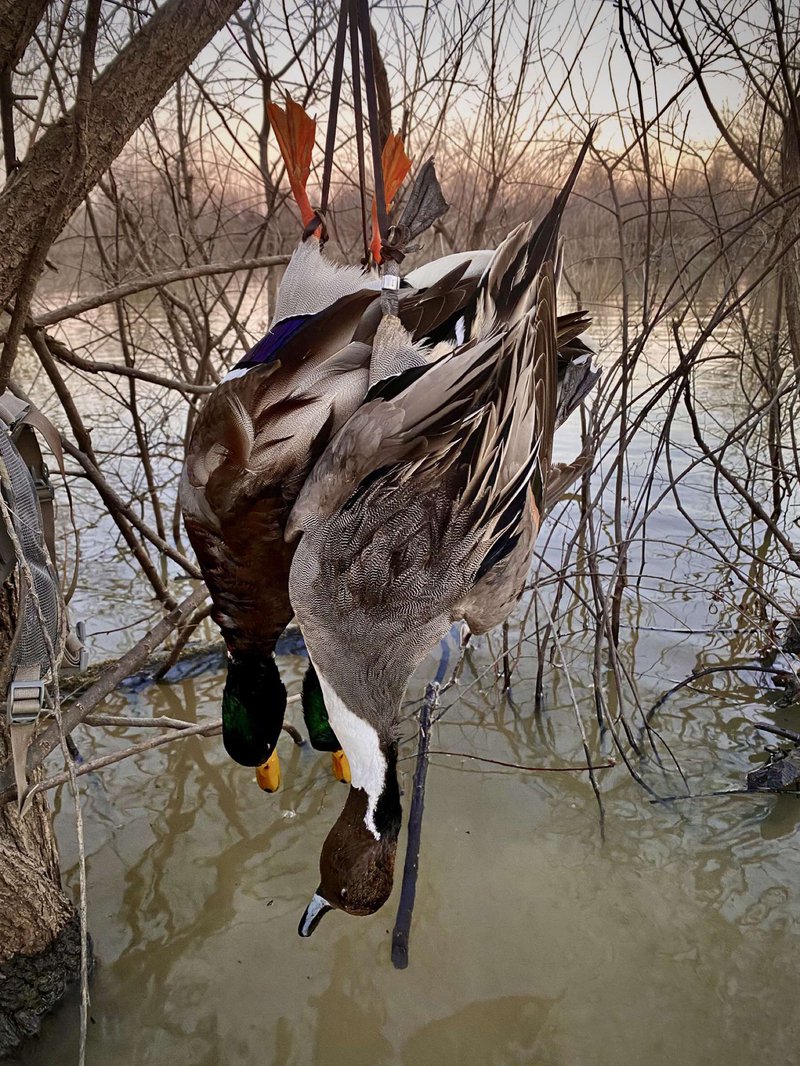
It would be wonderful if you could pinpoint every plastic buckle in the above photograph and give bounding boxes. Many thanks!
[76,620,89,672]
[7,679,45,727]
[34,470,54,505]
[62,620,89,675]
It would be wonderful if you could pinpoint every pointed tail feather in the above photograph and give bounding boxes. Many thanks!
[476,125,595,337]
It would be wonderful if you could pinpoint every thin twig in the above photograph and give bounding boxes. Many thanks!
[10,254,292,336]
[420,750,617,773]
[24,718,223,799]
[648,663,788,717]
[754,721,800,745]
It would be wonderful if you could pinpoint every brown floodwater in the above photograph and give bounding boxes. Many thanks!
[9,308,800,1065]
[14,606,800,1066]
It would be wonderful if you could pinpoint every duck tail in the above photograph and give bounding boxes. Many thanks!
[370,134,412,264]
[475,124,595,338]
[555,345,600,426]
[268,95,318,231]
[542,451,592,515]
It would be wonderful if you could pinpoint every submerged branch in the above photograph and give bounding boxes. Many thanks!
[648,663,792,717]
[422,750,617,773]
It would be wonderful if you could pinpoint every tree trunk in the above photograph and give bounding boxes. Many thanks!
[782,96,800,381]
[0,575,81,1058]
[0,0,244,386]
[0,1,49,72]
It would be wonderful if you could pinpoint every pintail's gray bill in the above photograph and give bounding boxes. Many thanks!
[298,892,332,937]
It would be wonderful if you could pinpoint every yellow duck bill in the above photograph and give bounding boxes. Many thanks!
[298,892,333,937]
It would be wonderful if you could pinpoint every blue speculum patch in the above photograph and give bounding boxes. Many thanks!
[233,314,310,370]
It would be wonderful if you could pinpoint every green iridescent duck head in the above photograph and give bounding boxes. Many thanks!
[301,662,340,752]
[221,653,286,766]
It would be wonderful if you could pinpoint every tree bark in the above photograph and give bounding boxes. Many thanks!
[782,97,800,380]
[0,575,82,1058]
[0,0,244,382]
[0,1,49,176]
[0,0,49,73]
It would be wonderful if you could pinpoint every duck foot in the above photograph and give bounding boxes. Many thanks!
[331,749,351,784]
[256,750,281,792]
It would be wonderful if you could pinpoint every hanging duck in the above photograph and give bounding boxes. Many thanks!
[179,98,495,789]
[289,129,598,934]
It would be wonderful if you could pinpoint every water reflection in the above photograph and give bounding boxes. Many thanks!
[11,635,800,1066]
[401,996,557,1065]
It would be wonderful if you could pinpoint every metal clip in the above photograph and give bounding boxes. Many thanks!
[382,273,400,291]
[76,620,88,671]
[7,679,45,727]
[33,470,54,506]
[62,620,89,674]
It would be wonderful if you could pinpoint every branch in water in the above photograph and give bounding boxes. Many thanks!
[0,587,208,805]
[391,681,437,970]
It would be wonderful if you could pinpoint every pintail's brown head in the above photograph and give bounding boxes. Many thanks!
[298,749,401,936]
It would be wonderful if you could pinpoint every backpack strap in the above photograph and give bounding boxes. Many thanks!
[0,395,66,569]
[0,393,84,808]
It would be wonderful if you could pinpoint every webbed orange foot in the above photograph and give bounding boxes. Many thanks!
[256,750,281,792]
[331,749,351,784]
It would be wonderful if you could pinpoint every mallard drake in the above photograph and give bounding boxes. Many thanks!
[179,99,495,784]
[289,132,597,934]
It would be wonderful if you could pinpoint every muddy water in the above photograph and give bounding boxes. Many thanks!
[17,638,800,1066]
[10,310,800,1065]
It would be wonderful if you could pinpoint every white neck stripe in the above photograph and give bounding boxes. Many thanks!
[313,666,386,840]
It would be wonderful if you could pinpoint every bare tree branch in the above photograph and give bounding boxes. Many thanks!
[0,0,245,387]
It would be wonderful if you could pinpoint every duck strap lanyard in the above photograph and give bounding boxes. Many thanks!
[312,0,450,304]
[355,0,388,250]
[314,0,388,264]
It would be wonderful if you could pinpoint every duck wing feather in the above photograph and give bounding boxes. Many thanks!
[287,263,562,707]
[181,289,380,652]
[473,127,594,338]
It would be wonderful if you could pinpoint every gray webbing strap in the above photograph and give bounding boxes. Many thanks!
[63,622,88,673]
[0,394,70,808]
[7,662,43,810]
[0,393,28,427]
[0,396,66,570]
